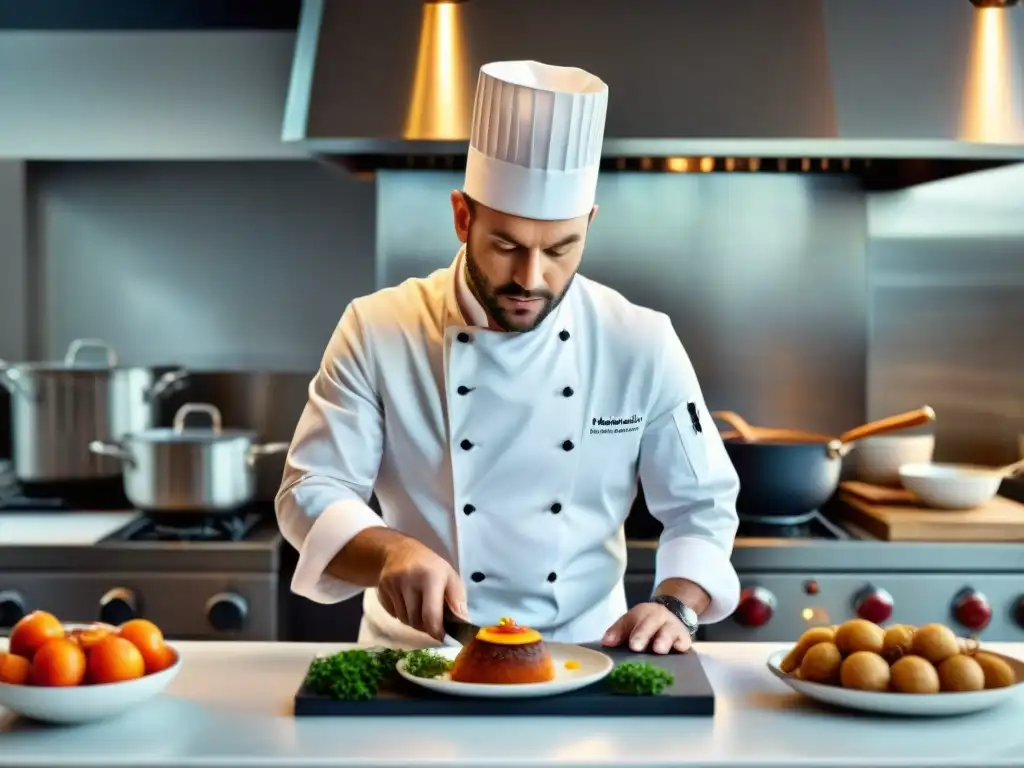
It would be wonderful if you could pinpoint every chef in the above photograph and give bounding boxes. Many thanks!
[276,60,740,654]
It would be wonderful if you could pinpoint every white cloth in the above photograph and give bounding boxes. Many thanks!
[276,248,741,647]
[463,60,608,221]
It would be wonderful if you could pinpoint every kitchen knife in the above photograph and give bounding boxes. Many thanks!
[442,605,481,646]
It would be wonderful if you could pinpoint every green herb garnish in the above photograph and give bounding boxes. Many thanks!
[608,661,675,696]
[403,649,453,680]
[302,648,452,701]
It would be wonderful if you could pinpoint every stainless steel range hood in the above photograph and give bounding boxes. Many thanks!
[283,0,1024,165]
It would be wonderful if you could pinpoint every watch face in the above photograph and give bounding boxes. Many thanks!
[681,605,699,627]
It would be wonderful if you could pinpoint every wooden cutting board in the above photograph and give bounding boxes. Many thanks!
[837,484,1024,542]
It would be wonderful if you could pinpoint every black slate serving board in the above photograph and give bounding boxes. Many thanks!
[293,644,715,717]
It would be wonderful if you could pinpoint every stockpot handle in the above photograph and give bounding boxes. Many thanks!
[0,359,31,399]
[245,442,291,469]
[64,339,118,367]
[89,440,136,467]
[174,403,223,433]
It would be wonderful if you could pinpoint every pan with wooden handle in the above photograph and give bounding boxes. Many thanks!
[711,407,936,522]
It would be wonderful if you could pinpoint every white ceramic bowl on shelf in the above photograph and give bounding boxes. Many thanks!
[853,434,936,486]
[898,462,1004,510]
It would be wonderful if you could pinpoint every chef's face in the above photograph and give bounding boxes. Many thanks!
[451,191,596,332]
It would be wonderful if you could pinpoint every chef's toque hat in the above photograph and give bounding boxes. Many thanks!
[463,60,608,222]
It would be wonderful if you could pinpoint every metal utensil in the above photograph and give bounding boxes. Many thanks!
[89,402,289,514]
[0,339,189,483]
[442,605,481,646]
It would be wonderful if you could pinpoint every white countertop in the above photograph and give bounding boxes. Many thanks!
[1,640,1023,767]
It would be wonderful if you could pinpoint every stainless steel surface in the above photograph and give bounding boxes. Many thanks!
[286,0,1024,161]
[89,403,289,512]
[0,514,282,641]
[378,170,869,436]
[0,339,188,482]
[625,522,1024,642]
[0,572,276,640]
[866,164,1024,465]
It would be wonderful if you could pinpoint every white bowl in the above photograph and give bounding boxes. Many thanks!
[767,649,1024,716]
[853,434,936,486]
[899,462,1003,510]
[0,635,180,724]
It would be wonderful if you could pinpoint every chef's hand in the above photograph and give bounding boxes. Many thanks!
[601,603,692,655]
[377,537,468,642]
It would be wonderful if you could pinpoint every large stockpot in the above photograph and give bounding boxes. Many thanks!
[0,339,189,483]
[713,406,936,523]
[89,403,290,513]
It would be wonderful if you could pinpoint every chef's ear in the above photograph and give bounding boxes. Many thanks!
[588,204,599,228]
[451,190,473,243]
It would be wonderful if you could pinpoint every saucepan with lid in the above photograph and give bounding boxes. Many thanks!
[712,406,936,523]
[88,403,290,513]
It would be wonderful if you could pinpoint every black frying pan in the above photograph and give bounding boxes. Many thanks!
[713,407,936,523]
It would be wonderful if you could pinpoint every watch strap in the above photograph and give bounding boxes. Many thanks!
[649,594,699,636]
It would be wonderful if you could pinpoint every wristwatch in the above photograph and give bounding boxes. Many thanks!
[649,594,699,637]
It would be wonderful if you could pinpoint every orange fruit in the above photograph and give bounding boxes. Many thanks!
[69,622,116,651]
[8,611,64,660]
[117,619,166,673]
[0,652,31,685]
[29,638,87,687]
[145,644,178,675]
[87,636,145,684]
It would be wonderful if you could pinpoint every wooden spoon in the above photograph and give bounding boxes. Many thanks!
[710,411,759,442]
[826,406,936,458]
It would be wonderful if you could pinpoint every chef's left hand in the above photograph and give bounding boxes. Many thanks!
[601,603,691,654]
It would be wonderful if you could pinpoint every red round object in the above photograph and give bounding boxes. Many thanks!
[854,587,894,624]
[734,587,775,627]
[953,591,993,631]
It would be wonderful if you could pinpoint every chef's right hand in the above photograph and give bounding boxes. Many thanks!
[377,537,468,641]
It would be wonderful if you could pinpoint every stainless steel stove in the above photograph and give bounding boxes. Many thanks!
[0,476,283,642]
[626,498,1024,642]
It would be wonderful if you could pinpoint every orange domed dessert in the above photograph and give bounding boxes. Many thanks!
[449,617,555,684]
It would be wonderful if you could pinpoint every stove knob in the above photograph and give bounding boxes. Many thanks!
[853,585,894,624]
[99,587,139,626]
[952,588,992,631]
[0,590,26,630]
[734,586,776,627]
[206,592,247,633]
[1016,596,1024,628]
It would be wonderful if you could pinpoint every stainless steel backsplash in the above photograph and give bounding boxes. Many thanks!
[377,170,870,437]
[866,164,1024,465]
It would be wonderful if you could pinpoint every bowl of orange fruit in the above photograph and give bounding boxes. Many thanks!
[0,610,180,724]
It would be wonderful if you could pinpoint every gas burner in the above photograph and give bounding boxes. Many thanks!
[737,511,847,541]
[119,513,263,543]
[0,474,132,511]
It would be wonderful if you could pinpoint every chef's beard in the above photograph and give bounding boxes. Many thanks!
[464,240,575,333]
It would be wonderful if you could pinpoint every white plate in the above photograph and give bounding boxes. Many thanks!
[0,625,181,724]
[396,642,613,699]
[767,649,1024,716]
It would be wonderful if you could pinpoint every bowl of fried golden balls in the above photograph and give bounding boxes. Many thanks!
[0,611,181,724]
[767,619,1024,716]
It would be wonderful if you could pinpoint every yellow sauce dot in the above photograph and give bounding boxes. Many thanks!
[564,660,581,670]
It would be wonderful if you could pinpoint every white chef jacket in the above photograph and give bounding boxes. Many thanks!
[276,247,740,647]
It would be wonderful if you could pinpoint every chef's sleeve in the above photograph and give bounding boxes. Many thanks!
[275,301,387,604]
[638,314,741,624]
